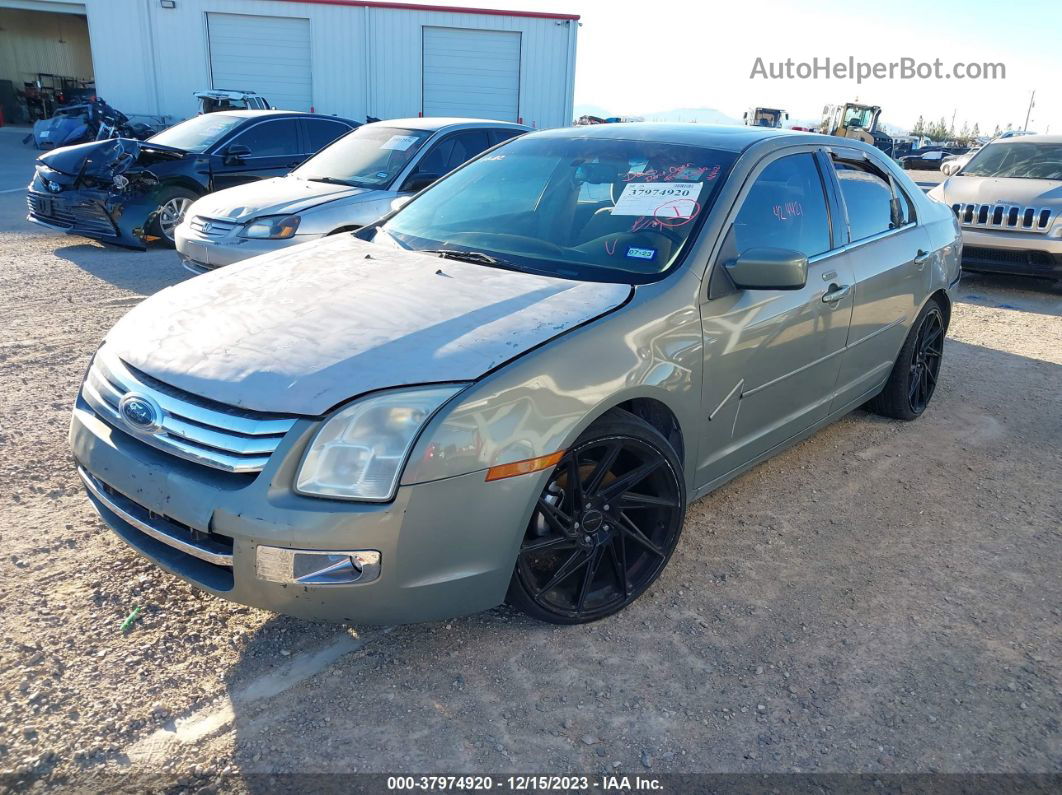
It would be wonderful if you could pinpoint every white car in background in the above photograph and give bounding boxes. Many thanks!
[175,117,528,273]
[941,149,978,176]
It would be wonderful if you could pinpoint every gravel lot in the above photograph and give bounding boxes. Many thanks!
[1,131,1059,787]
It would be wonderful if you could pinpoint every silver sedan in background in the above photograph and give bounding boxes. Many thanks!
[175,117,528,273]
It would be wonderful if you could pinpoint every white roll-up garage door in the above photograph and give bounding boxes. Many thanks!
[422,27,521,121]
[207,13,312,111]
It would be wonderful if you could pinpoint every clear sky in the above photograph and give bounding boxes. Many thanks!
[407,0,1060,133]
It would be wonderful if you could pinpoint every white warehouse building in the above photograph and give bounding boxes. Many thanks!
[0,0,579,128]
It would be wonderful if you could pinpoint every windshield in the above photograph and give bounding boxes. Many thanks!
[843,106,875,128]
[293,126,434,188]
[378,135,737,283]
[147,113,245,153]
[752,109,782,127]
[961,142,1062,180]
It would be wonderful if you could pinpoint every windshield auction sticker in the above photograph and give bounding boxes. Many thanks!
[610,182,703,217]
[380,134,420,151]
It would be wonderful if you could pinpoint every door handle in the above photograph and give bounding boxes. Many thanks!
[914,249,931,270]
[822,283,851,304]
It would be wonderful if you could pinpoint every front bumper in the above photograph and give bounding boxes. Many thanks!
[70,395,544,624]
[26,189,149,250]
[175,226,317,273]
[959,228,1062,279]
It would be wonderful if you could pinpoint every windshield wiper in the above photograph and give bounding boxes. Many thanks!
[420,249,522,271]
[306,176,360,187]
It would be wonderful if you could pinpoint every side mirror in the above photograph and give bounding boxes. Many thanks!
[726,247,808,290]
[224,144,250,165]
[401,171,441,193]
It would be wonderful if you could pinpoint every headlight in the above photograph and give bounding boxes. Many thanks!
[240,214,300,239]
[296,385,465,501]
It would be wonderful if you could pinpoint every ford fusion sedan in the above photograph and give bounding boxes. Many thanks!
[27,110,357,248]
[71,124,960,626]
[174,118,527,273]
[928,134,1062,281]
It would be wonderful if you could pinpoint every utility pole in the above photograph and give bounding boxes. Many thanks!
[1024,90,1035,132]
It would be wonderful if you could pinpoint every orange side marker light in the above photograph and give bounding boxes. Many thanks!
[485,451,565,482]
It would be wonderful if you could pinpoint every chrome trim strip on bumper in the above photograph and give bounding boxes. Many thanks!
[78,467,234,566]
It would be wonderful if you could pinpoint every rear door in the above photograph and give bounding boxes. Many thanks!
[209,117,304,190]
[696,149,855,487]
[825,148,931,410]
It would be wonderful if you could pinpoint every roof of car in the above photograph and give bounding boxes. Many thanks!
[989,133,1062,145]
[529,122,818,152]
[210,109,355,122]
[362,117,530,132]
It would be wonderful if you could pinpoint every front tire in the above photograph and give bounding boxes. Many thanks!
[507,409,686,625]
[149,187,197,247]
[867,299,945,420]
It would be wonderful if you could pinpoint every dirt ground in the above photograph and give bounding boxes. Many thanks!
[0,132,1059,787]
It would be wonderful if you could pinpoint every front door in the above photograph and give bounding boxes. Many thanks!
[697,150,854,488]
[210,117,306,191]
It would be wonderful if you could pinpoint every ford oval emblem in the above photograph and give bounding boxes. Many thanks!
[118,394,163,433]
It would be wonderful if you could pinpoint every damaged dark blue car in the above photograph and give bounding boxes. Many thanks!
[26,110,358,249]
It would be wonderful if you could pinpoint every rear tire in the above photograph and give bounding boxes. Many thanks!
[867,299,945,420]
[507,409,686,625]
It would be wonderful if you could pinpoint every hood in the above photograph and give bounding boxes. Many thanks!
[35,138,184,185]
[186,176,372,222]
[105,235,632,415]
[938,176,1062,207]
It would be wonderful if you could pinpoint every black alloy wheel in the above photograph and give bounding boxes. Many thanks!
[868,298,947,421]
[908,306,944,414]
[508,411,685,624]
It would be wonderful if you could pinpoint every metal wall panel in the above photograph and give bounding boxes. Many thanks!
[60,0,575,127]
[422,26,520,121]
[207,12,312,111]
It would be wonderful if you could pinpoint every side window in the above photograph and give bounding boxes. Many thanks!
[444,130,491,172]
[305,120,351,152]
[832,158,897,240]
[230,119,300,157]
[416,130,493,178]
[731,153,831,258]
[490,128,522,146]
[892,179,916,226]
[414,136,457,177]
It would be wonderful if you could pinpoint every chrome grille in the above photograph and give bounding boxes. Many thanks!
[950,203,1053,232]
[189,216,239,238]
[81,347,298,473]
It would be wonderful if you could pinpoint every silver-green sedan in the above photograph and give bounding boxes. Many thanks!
[70,124,961,625]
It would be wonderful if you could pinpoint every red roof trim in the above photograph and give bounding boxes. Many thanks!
[263,0,579,21]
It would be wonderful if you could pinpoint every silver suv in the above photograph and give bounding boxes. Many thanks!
[928,134,1062,281]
